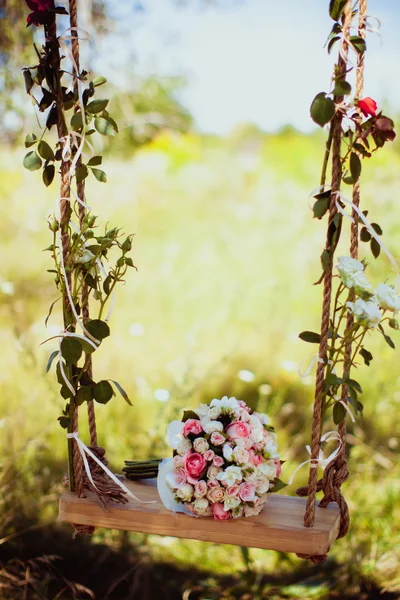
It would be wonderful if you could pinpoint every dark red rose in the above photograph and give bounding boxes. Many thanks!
[357,97,378,117]
[25,0,53,27]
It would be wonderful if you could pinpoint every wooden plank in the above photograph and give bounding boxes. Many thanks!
[59,479,340,555]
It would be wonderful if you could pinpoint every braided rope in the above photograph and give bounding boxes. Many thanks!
[298,0,367,562]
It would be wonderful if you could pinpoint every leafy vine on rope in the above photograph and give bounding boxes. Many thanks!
[301,0,397,425]
[23,0,134,429]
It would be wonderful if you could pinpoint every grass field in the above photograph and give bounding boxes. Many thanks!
[0,127,400,598]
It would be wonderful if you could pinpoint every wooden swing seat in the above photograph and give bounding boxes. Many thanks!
[59,479,340,555]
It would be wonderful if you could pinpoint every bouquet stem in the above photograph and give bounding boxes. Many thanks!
[123,459,162,480]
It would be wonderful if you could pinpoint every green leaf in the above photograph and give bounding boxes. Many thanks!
[92,76,107,87]
[37,140,54,160]
[23,151,42,171]
[346,378,363,394]
[389,318,399,330]
[349,35,367,54]
[332,80,352,96]
[353,142,371,158]
[321,249,331,273]
[25,133,37,148]
[90,167,107,183]
[182,410,200,422]
[45,296,61,327]
[60,337,83,364]
[360,347,373,366]
[94,117,117,136]
[370,238,381,259]
[76,386,93,406]
[78,338,97,355]
[325,373,342,388]
[348,386,358,403]
[60,384,74,400]
[360,227,371,242]
[110,380,132,406]
[299,331,321,344]
[349,152,361,182]
[93,380,114,404]
[76,164,89,182]
[103,274,112,295]
[271,478,288,492]
[87,155,102,166]
[84,272,97,290]
[327,35,340,54]
[371,222,383,236]
[313,197,329,219]
[329,0,347,21]
[333,402,346,425]
[310,92,335,127]
[86,99,109,114]
[46,350,59,373]
[23,69,34,93]
[383,333,395,349]
[125,257,135,268]
[85,319,110,341]
[71,112,83,131]
[43,164,55,187]
[58,416,71,429]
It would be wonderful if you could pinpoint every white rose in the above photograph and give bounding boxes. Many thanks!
[208,405,221,419]
[258,413,270,426]
[223,443,233,462]
[203,420,224,434]
[336,256,372,293]
[347,298,381,329]
[176,483,194,502]
[224,496,241,512]
[258,461,277,479]
[250,429,263,444]
[233,447,250,465]
[257,477,270,494]
[207,465,222,480]
[244,504,263,517]
[375,283,400,313]
[217,465,243,486]
[210,396,239,415]
[192,403,210,419]
[264,438,279,458]
[193,497,210,514]
[177,438,192,456]
[193,437,209,454]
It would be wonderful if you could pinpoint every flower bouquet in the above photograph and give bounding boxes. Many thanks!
[124,396,285,520]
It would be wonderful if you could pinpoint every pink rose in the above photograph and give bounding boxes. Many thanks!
[274,459,282,477]
[207,485,226,504]
[226,485,240,497]
[238,401,250,411]
[204,450,215,462]
[212,502,231,520]
[226,421,251,439]
[184,452,207,484]
[173,455,184,468]
[239,482,257,502]
[194,480,207,498]
[213,455,224,467]
[207,479,219,489]
[183,419,203,438]
[249,450,263,466]
[174,468,187,486]
[210,431,225,446]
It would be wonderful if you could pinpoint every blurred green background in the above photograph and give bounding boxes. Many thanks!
[1,0,400,598]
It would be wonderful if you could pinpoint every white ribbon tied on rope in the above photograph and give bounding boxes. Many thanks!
[288,431,343,486]
[67,432,156,504]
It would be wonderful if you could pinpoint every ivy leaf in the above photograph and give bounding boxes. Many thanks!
[346,378,363,394]
[25,133,37,148]
[93,380,114,404]
[38,140,54,161]
[321,249,331,273]
[299,331,321,343]
[60,337,83,364]
[23,151,42,171]
[329,0,347,21]
[333,402,346,425]
[58,416,71,429]
[90,167,107,183]
[85,319,110,341]
[313,197,329,219]
[349,152,361,182]
[271,478,288,492]
[327,35,340,54]
[87,155,102,166]
[370,237,381,259]
[310,92,335,127]
[76,386,93,406]
[23,69,34,93]
[71,112,83,131]
[43,164,55,187]
[360,227,371,242]
[46,350,59,373]
[349,35,367,54]
[359,347,373,366]
[103,274,112,295]
[94,117,117,136]
[332,80,351,96]
[371,222,383,236]
[325,373,342,388]
[86,99,109,114]
[92,76,107,87]
[110,380,132,406]
[76,164,89,182]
